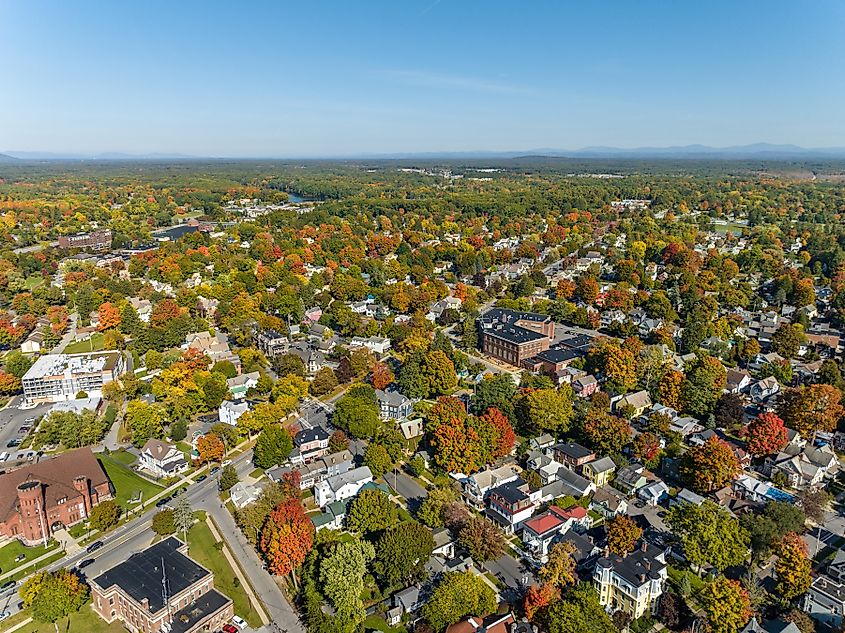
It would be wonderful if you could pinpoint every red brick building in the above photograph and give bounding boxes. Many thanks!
[477,308,555,366]
[57,229,112,251]
[0,448,113,546]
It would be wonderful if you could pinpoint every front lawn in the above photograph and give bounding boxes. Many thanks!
[363,615,407,633]
[187,519,263,629]
[98,453,164,508]
[0,540,57,576]
[63,333,104,354]
[7,604,125,633]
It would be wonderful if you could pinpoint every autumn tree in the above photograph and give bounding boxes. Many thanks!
[310,366,338,396]
[96,301,121,331]
[582,411,632,455]
[458,515,506,562]
[699,577,751,633]
[125,399,166,447]
[196,433,225,464]
[680,436,739,493]
[632,431,661,468]
[778,384,844,441]
[746,412,788,457]
[658,369,684,410]
[588,341,637,394]
[371,361,395,390]
[89,499,120,532]
[259,496,314,588]
[771,323,806,359]
[539,540,578,589]
[21,569,89,627]
[0,371,22,396]
[775,532,812,600]
[524,583,557,622]
[480,407,516,459]
[606,514,643,555]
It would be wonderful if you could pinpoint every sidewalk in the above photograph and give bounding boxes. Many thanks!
[205,515,270,626]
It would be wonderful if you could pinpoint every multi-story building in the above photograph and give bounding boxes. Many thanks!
[477,308,554,366]
[0,448,113,545]
[485,478,535,533]
[376,389,413,420]
[91,537,233,633]
[314,465,373,508]
[57,228,112,251]
[594,544,667,620]
[22,351,124,403]
[254,329,288,357]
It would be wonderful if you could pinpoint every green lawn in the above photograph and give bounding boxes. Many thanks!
[63,333,104,354]
[0,540,58,576]
[5,604,125,633]
[187,520,263,629]
[98,454,164,508]
[106,449,136,466]
[363,615,407,633]
[9,551,66,583]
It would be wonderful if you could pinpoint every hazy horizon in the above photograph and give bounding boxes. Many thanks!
[2,0,845,156]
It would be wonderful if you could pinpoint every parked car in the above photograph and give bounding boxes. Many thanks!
[155,496,172,508]
[197,474,207,482]
[222,625,238,633]
[1,580,15,591]
[86,540,103,553]
[79,558,95,568]
[210,466,220,475]
[0,611,10,621]
[232,616,248,629]
[14,553,25,563]
[6,439,20,448]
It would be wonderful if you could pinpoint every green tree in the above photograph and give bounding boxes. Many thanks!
[421,570,497,632]
[89,499,121,532]
[332,394,381,439]
[375,521,435,586]
[473,373,517,419]
[219,464,239,491]
[152,509,176,535]
[517,386,574,434]
[346,488,397,534]
[666,500,749,574]
[539,583,615,633]
[173,495,194,540]
[125,399,166,448]
[363,443,393,478]
[416,486,458,528]
[320,539,375,628]
[23,569,89,626]
[681,354,726,416]
[253,425,294,469]
[310,366,338,396]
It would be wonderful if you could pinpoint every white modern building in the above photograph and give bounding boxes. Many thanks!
[22,352,124,403]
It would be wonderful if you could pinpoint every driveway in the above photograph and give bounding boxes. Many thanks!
[483,553,535,603]
[387,468,428,510]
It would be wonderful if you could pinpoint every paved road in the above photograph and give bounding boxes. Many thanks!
[51,313,78,354]
[0,397,52,458]
[483,553,535,603]
[387,468,428,506]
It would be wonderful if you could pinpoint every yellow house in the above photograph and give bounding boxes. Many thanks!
[582,456,616,488]
[594,544,667,620]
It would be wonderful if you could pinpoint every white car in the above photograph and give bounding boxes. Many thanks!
[232,616,247,629]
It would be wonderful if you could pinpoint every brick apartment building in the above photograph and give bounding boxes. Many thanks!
[0,447,113,545]
[477,308,555,365]
[91,537,234,633]
[57,229,112,251]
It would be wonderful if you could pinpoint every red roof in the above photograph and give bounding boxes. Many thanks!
[522,511,564,536]
[550,504,587,520]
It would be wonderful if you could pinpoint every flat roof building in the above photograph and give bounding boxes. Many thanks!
[91,537,233,633]
[477,308,554,366]
[22,351,124,403]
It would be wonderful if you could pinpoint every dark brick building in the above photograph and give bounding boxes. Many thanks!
[477,308,555,365]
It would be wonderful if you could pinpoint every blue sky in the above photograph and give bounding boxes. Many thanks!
[1,0,844,156]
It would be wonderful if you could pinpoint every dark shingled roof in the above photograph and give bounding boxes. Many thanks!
[92,537,211,614]
[169,589,231,633]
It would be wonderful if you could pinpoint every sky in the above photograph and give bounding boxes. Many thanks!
[1,0,844,157]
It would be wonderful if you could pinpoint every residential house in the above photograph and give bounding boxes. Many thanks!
[268,450,354,489]
[486,478,536,533]
[803,576,845,629]
[218,400,248,426]
[582,457,616,488]
[615,463,649,495]
[594,544,668,619]
[614,390,652,417]
[553,442,595,473]
[741,619,801,633]
[376,389,413,420]
[229,482,261,509]
[521,511,568,562]
[537,468,596,502]
[310,500,348,532]
[139,439,188,478]
[314,465,373,508]
[445,614,534,633]
[350,336,391,355]
[725,368,753,393]
[672,488,705,507]
[765,443,838,489]
[749,376,780,403]
[638,480,670,506]
[591,486,629,518]
[291,426,330,465]
[462,464,521,509]
[226,372,259,398]
[572,374,599,397]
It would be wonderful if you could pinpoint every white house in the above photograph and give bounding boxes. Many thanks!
[314,466,373,508]
[350,336,391,355]
[139,439,188,478]
[219,400,249,426]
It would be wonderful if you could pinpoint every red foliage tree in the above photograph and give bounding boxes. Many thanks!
[481,407,516,459]
[680,436,740,493]
[195,433,225,464]
[746,412,789,457]
[151,298,183,329]
[259,497,314,586]
[370,361,395,391]
[523,583,556,622]
[632,431,661,467]
[97,301,121,331]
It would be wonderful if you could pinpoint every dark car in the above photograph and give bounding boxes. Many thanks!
[210,466,220,475]
[0,580,15,591]
[86,540,103,553]
[155,496,172,507]
[197,474,207,482]
[79,558,95,569]
[5,440,19,448]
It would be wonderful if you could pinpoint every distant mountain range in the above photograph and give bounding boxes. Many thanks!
[4,144,845,161]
